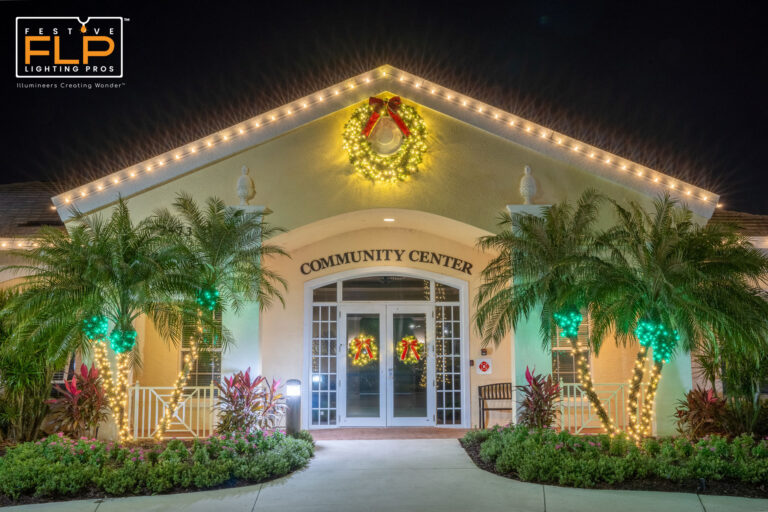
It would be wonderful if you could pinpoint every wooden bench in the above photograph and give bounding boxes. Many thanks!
[478,382,514,428]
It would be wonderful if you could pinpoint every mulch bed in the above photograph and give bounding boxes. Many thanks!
[460,439,768,500]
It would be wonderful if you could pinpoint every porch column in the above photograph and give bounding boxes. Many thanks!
[507,204,552,420]
[654,352,693,435]
[221,203,264,376]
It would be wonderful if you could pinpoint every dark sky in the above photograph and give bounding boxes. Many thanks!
[1,1,766,213]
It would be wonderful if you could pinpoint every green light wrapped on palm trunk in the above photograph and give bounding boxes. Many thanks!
[110,328,137,353]
[82,315,109,342]
[635,319,678,362]
[554,309,582,338]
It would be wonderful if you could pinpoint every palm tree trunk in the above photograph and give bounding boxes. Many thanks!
[115,352,133,442]
[626,346,649,441]
[93,343,121,435]
[154,310,202,439]
[567,336,616,434]
[638,360,663,437]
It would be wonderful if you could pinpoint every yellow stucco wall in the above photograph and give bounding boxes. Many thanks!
[77,95,702,234]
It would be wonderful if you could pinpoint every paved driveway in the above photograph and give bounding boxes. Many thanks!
[6,439,768,511]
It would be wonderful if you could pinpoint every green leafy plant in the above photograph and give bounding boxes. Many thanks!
[517,367,560,429]
[674,387,726,439]
[0,288,57,442]
[215,368,287,434]
[587,195,768,439]
[471,425,768,489]
[475,190,614,430]
[0,431,313,501]
[44,363,109,438]
[148,194,287,437]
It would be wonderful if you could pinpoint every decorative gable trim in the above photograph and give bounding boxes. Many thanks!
[53,65,717,220]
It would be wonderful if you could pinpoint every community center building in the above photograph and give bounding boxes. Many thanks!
[2,65,766,439]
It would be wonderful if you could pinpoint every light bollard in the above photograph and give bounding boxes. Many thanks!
[285,379,301,435]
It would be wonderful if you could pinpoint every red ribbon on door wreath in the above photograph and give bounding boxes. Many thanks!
[361,96,412,138]
[399,336,422,362]
[353,337,374,361]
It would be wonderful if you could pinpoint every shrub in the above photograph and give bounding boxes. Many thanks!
[516,367,560,429]
[44,364,109,438]
[0,430,313,501]
[471,424,768,488]
[291,429,315,447]
[675,387,726,440]
[723,397,768,438]
[462,428,495,446]
[215,368,287,434]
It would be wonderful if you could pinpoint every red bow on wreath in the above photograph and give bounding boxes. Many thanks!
[353,337,374,361]
[361,96,411,138]
[399,337,421,362]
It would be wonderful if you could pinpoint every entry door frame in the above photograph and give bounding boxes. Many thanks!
[337,303,387,427]
[303,266,471,430]
[386,304,436,426]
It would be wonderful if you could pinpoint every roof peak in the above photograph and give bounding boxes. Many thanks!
[52,65,718,220]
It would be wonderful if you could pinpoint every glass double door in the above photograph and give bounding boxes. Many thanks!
[339,304,435,426]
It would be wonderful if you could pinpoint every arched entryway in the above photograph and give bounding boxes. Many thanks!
[304,267,469,429]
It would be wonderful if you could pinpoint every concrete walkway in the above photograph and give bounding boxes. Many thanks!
[5,440,768,511]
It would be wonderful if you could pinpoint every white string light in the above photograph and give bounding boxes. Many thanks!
[53,67,718,210]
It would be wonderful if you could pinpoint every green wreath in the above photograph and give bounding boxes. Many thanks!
[342,96,427,182]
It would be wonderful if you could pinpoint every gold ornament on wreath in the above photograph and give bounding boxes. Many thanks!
[348,334,378,366]
[398,335,424,364]
[342,96,428,183]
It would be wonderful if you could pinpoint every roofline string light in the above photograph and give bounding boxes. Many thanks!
[54,66,718,209]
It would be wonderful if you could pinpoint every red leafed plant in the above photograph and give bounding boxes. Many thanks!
[44,363,109,438]
[516,366,561,429]
[674,387,727,439]
[215,367,287,434]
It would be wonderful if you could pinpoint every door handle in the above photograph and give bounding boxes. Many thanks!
[388,368,393,378]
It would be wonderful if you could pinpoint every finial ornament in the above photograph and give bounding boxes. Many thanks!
[236,165,255,206]
[519,165,536,205]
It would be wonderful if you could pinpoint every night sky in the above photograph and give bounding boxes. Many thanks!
[1,1,766,213]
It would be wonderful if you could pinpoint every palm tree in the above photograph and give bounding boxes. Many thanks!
[588,195,768,439]
[0,289,62,442]
[2,199,183,442]
[148,193,287,438]
[474,190,618,432]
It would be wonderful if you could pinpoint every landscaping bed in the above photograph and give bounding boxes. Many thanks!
[461,426,768,499]
[0,430,314,506]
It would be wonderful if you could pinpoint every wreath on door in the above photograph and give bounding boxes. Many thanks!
[398,335,424,365]
[348,334,378,366]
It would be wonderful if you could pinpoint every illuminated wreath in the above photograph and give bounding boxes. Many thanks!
[342,96,427,182]
[348,334,378,366]
[397,335,425,365]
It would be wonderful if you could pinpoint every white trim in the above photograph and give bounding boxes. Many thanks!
[52,65,718,220]
[302,266,470,429]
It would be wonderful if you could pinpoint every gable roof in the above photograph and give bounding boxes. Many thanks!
[0,181,63,237]
[709,209,768,237]
[52,65,718,221]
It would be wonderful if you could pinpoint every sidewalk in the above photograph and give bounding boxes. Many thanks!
[5,439,768,511]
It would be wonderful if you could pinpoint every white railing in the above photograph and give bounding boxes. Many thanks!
[556,382,646,434]
[129,383,218,439]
